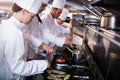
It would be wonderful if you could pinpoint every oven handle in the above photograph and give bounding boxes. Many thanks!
[99,28,120,38]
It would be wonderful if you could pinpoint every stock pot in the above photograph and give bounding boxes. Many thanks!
[100,15,120,29]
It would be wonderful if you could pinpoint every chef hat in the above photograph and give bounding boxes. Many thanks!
[52,0,66,9]
[42,0,49,4]
[59,8,69,21]
[15,0,42,14]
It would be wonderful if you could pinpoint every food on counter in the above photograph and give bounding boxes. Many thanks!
[47,74,70,80]
[64,74,70,80]
[47,69,53,74]
[49,73,65,78]
[53,70,66,75]
[46,69,70,80]
[47,69,66,75]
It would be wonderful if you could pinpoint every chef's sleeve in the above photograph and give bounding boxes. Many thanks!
[43,27,66,47]
[23,30,43,48]
[61,25,70,34]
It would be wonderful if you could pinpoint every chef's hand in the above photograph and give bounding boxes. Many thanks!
[41,42,54,54]
[64,36,72,46]
[70,19,74,36]
[46,60,50,68]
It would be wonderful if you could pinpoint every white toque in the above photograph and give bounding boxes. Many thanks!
[42,0,49,4]
[52,0,66,9]
[15,0,42,14]
[59,8,69,21]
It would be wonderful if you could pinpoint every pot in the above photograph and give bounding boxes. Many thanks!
[100,15,120,29]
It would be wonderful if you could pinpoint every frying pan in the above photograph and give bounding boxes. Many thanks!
[51,54,72,73]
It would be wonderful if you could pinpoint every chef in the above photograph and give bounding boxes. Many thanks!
[24,0,52,80]
[23,0,54,60]
[41,0,72,47]
[0,0,50,80]
[52,8,73,37]
[24,0,53,61]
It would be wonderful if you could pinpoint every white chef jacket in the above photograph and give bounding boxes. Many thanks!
[41,13,66,47]
[52,20,70,37]
[0,16,48,80]
[22,20,43,49]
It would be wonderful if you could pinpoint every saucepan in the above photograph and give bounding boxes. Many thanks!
[100,15,120,29]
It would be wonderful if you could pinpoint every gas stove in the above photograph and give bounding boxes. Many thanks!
[43,45,102,80]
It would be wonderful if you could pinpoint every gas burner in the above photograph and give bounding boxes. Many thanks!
[73,75,90,80]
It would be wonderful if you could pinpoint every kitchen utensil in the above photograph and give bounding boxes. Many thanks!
[74,50,81,61]
[100,15,120,29]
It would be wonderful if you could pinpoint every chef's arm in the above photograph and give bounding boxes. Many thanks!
[41,42,54,53]
[9,59,49,76]
[64,36,72,46]
[43,27,72,47]
[23,30,53,53]
[61,19,74,35]
[69,19,74,36]
[60,25,70,35]
[5,31,50,76]
[23,30,42,48]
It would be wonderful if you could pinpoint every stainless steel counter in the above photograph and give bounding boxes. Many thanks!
[83,25,120,80]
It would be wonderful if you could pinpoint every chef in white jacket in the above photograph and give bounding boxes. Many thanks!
[0,0,50,80]
[22,0,54,61]
[24,0,52,61]
[52,8,72,37]
[23,0,51,79]
[41,0,72,47]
